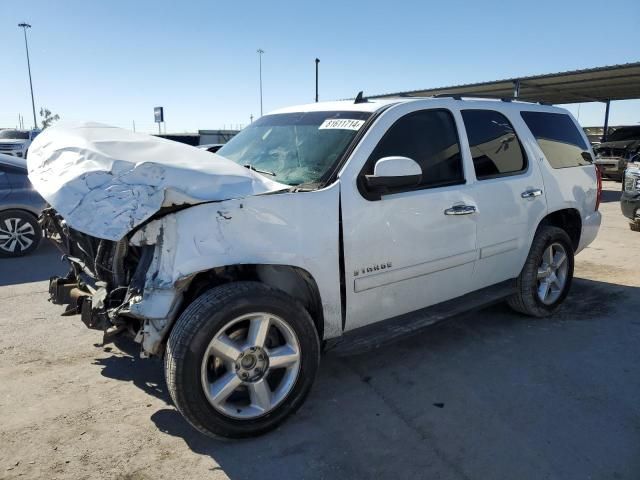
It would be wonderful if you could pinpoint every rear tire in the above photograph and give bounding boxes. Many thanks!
[0,209,41,257]
[165,281,320,438]
[507,226,574,317]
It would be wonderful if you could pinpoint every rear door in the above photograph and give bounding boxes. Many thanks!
[519,110,599,238]
[458,108,547,290]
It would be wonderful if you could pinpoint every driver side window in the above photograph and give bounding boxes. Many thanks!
[365,109,464,192]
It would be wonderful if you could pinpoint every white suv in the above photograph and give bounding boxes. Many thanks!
[30,96,601,438]
[0,129,40,158]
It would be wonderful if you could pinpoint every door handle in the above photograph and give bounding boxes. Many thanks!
[444,204,477,216]
[521,188,543,198]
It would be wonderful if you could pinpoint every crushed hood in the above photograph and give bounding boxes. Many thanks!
[27,122,287,240]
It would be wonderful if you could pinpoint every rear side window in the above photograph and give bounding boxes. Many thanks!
[520,111,590,168]
[461,109,527,180]
[365,109,463,191]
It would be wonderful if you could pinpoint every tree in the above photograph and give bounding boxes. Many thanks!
[39,108,60,129]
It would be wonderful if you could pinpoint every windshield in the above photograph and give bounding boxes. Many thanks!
[0,130,29,140]
[607,126,640,142]
[216,111,371,186]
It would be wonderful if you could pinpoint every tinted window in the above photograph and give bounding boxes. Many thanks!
[0,130,29,140]
[366,109,463,190]
[462,110,526,179]
[521,111,590,168]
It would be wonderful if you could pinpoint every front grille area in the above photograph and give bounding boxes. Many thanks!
[625,174,640,192]
[0,144,20,151]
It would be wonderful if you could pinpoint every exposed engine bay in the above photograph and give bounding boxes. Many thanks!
[41,207,154,345]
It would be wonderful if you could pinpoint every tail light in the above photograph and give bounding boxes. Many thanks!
[595,165,602,211]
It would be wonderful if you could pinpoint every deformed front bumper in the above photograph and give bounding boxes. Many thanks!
[48,276,108,330]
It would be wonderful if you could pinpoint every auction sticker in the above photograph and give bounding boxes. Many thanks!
[319,119,365,130]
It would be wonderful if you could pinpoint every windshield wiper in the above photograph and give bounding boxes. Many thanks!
[243,164,276,176]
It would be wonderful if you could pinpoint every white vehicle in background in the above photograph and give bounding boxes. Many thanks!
[30,95,601,438]
[0,129,41,158]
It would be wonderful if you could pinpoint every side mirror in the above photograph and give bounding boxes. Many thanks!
[365,156,422,191]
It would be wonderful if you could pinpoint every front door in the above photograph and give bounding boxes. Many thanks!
[340,107,478,331]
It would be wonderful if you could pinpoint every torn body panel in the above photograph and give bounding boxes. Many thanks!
[126,183,342,354]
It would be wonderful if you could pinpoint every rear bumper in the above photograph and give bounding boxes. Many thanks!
[577,211,601,253]
[621,191,640,221]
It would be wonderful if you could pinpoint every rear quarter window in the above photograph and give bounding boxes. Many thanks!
[521,111,590,169]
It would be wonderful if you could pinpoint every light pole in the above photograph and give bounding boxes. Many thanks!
[18,23,38,130]
[257,48,265,116]
[315,58,320,102]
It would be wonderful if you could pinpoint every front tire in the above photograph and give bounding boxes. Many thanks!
[165,281,320,438]
[508,226,574,317]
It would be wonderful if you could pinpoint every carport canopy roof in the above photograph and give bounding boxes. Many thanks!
[370,62,640,104]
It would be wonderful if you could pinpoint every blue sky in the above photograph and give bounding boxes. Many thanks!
[2,0,639,133]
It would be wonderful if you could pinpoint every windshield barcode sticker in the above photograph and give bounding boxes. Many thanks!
[319,119,365,131]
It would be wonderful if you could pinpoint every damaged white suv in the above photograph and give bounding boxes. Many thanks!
[29,96,601,438]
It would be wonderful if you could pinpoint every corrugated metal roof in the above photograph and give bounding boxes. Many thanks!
[370,62,640,104]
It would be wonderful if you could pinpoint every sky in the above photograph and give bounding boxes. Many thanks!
[2,0,639,133]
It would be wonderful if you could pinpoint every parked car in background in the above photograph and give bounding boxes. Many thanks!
[593,126,640,181]
[0,129,41,158]
[621,161,640,231]
[0,153,45,257]
[198,143,224,153]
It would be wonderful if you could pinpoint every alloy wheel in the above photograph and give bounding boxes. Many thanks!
[200,313,301,419]
[0,217,36,254]
[536,242,568,305]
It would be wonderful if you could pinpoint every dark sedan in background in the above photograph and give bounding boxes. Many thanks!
[0,153,46,257]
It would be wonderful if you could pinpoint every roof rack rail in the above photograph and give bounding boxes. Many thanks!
[429,93,547,104]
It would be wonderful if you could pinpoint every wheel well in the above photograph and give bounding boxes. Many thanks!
[1,208,39,220]
[539,209,582,251]
[181,264,325,340]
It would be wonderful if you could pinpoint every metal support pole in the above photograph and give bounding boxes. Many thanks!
[602,100,610,142]
[513,79,520,99]
[257,49,265,116]
[18,23,37,130]
[315,58,320,102]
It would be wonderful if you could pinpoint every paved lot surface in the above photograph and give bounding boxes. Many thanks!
[1,180,639,480]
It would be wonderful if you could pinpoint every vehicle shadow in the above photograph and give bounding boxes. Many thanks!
[93,337,170,404]
[600,187,622,203]
[98,277,640,479]
[0,241,66,287]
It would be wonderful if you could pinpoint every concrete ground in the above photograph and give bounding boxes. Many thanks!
[0,180,638,480]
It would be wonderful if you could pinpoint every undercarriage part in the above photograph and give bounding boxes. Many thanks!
[49,276,77,305]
